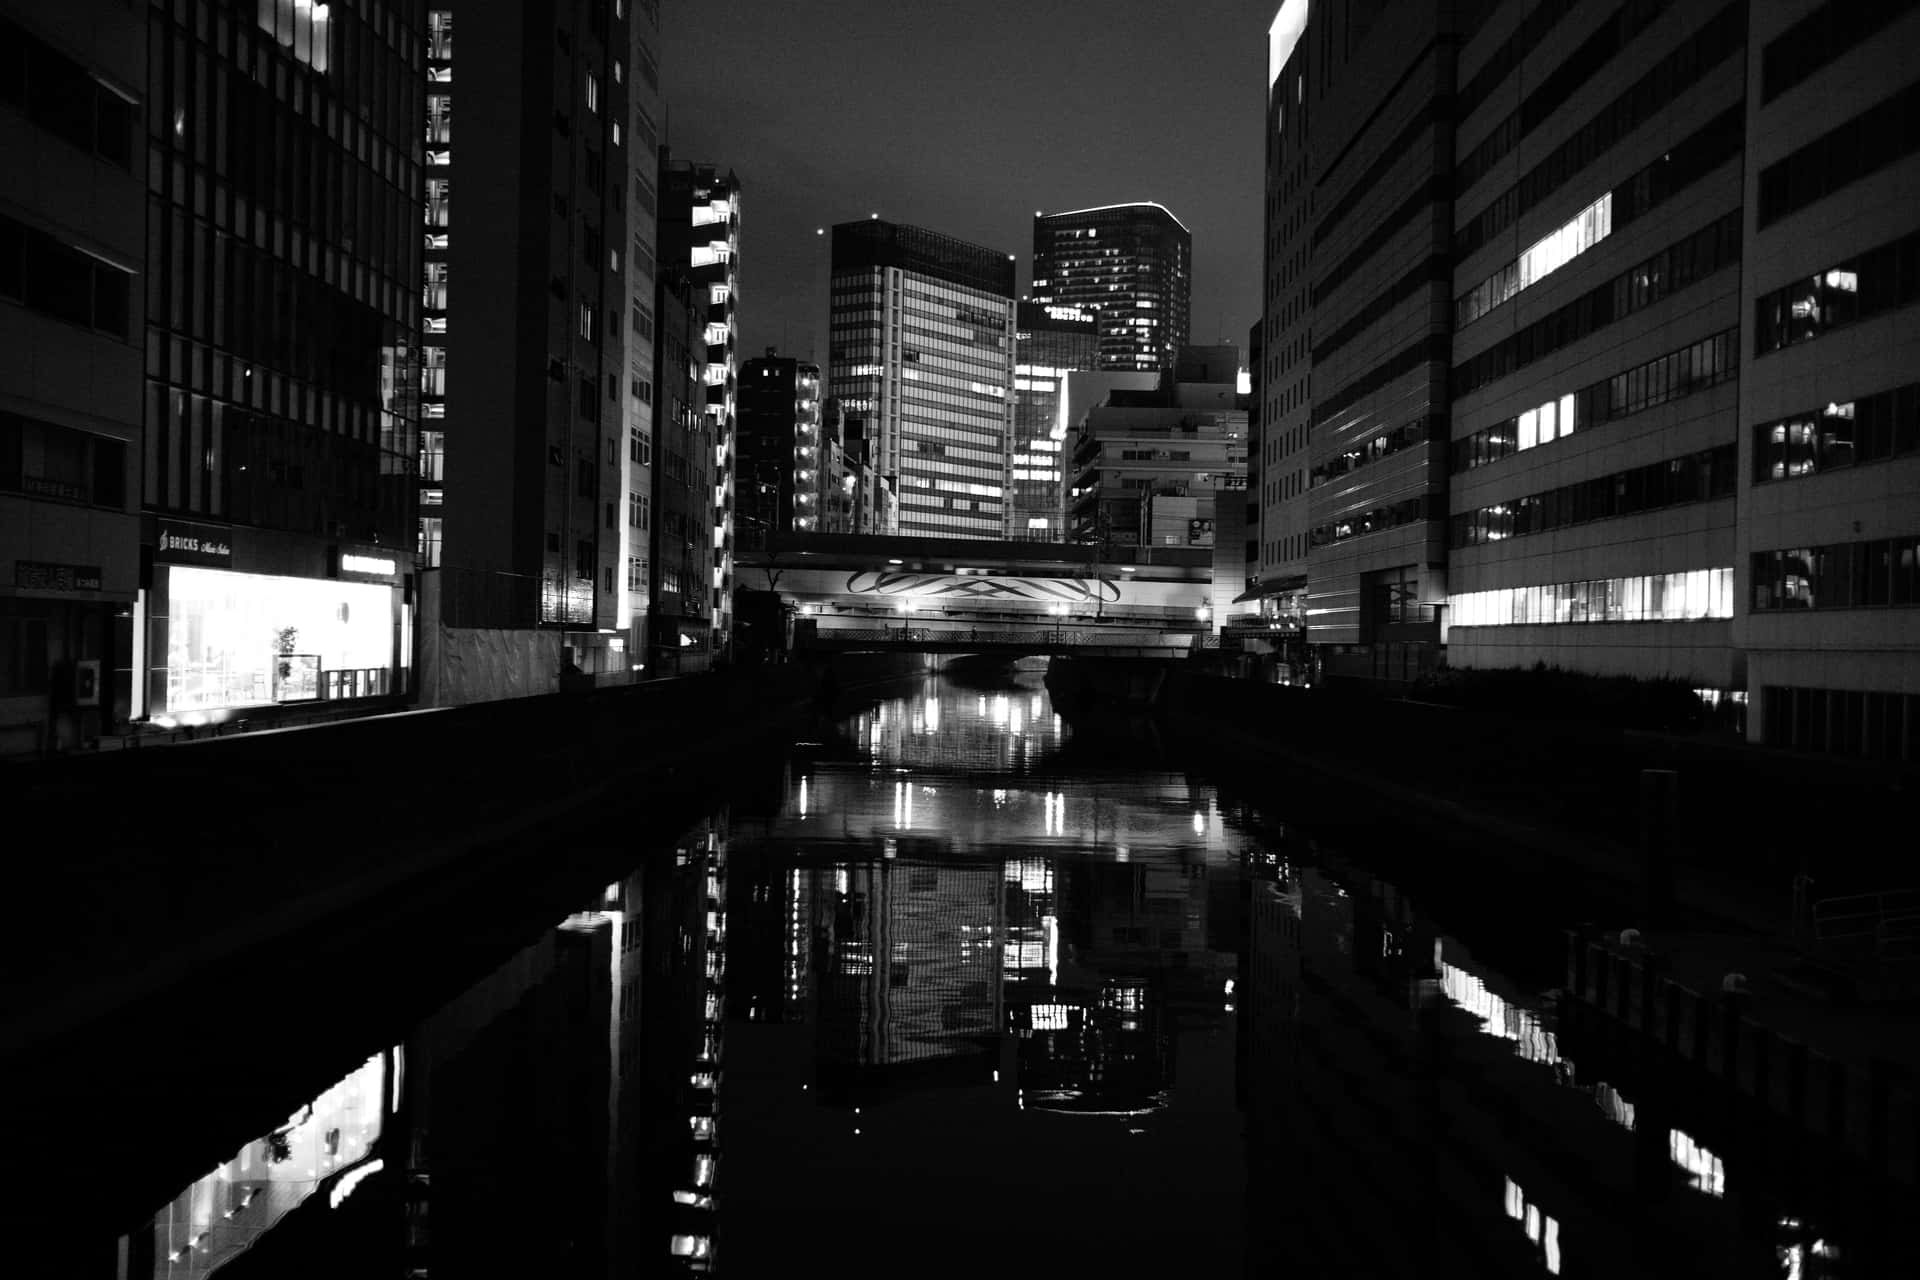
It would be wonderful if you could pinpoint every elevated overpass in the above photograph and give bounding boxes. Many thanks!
[737,531,1215,649]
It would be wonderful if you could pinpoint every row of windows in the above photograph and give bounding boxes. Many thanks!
[0,411,128,510]
[1453,212,1741,399]
[154,27,422,292]
[1452,330,1737,473]
[1457,27,1741,270]
[1316,335,1451,429]
[0,213,133,338]
[1311,176,1450,310]
[1450,567,1733,627]
[0,15,137,168]
[1757,78,1920,229]
[1760,685,1919,762]
[1450,443,1735,548]
[1456,2,1571,125]
[1309,493,1442,549]
[1752,382,1920,483]
[1761,0,1919,105]
[1753,228,1920,356]
[1457,193,1612,328]
[1311,416,1439,488]
[1751,538,1920,611]
[1455,0,1680,195]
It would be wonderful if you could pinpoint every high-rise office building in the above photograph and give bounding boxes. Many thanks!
[1,1,146,753]
[1031,203,1192,373]
[1256,0,1917,758]
[1011,301,1097,539]
[1736,2,1920,758]
[659,160,740,645]
[430,0,640,689]
[827,219,1016,540]
[1446,0,1745,694]
[1296,2,1456,684]
[735,351,820,545]
[137,0,422,725]
[1250,3,1313,652]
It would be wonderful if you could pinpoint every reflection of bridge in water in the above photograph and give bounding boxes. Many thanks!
[739,531,1217,651]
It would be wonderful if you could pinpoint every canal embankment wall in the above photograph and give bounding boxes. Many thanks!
[1049,657,1918,921]
[0,659,866,1060]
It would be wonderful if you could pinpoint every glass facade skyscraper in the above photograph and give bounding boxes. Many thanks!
[1031,203,1192,373]
[1011,301,1097,539]
[828,220,1016,540]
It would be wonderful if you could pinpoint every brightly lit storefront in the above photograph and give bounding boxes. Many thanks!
[160,566,398,712]
[141,519,408,720]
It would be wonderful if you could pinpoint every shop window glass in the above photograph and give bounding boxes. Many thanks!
[163,566,393,712]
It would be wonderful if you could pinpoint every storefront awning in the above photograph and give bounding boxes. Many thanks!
[1232,574,1307,604]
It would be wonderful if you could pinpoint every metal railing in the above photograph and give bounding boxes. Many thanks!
[801,627,1202,650]
[1810,887,1920,961]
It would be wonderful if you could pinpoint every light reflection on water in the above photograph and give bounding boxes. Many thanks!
[115,672,1893,1278]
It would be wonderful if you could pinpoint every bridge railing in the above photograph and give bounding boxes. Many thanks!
[801,626,1203,649]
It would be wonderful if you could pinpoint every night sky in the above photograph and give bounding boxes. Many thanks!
[659,0,1279,363]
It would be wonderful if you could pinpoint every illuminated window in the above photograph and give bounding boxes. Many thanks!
[256,0,332,73]
[426,95,451,145]
[585,71,599,113]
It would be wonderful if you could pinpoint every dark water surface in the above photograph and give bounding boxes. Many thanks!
[85,666,1908,1277]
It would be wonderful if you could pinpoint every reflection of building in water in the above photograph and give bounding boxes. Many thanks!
[1010,979,1171,1115]
[127,1051,393,1277]
[1066,850,1238,1027]
[638,823,727,1274]
[392,913,616,1279]
[813,858,1004,1080]
[1001,857,1059,992]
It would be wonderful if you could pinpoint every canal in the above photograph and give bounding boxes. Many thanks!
[51,662,1908,1276]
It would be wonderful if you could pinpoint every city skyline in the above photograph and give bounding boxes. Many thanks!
[657,0,1277,360]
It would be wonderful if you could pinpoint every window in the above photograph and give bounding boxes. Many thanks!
[0,411,126,509]
[1757,81,1920,227]
[428,11,453,61]
[628,556,644,591]
[427,95,451,145]
[1761,684,1917,760]
[576,539,594,581]
[1763,1,1920,104]
[585,71,599,114]
[629,427,652,463]
[0,15,135,167]
[629,491,649,526]
[1457,193,1613,327]
[1453,331,1737,472]
[1450,445,1736,547]
[0,213,132,338]
[1454,214,1742,398]
[1754,228,1920,355]
[578,378,598,422]
[578,299,595,342]
[1451,569,1735,626]
[255,0,333,72]
[426,178,450,228]
[1751,538,1920,612]
[1752,382,1920,481]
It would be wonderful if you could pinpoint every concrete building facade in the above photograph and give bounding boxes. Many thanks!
[0,0,146,753]
[1735,0,1920,758]
[1445,0,1746,693]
